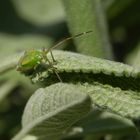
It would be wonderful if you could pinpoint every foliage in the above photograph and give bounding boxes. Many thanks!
[0,0,140,140]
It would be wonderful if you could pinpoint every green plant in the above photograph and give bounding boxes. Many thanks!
[0,0,140,140]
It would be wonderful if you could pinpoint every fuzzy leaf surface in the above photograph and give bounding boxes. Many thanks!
[31,50,140,119]
[63,0,113,59]
[12,83,91,140]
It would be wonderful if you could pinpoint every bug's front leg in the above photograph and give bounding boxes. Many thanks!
[40,49,62,82]
[49,50,56,63]
[42,48,56,64]
[47,58,62,82]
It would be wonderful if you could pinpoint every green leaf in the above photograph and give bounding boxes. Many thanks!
[107,0,137,19]
[108,0,140,27]
[102,0,116,10]
[30,50,140,119]
[63,111,137,139]
[0,33,53,58]
[77,111,137,135]
[125,42,140,69]
[0,54,20,74]
[0,80,17,102]
[12,0,65,26]
[82,83,140,119]
[62,0,113,59]
[12,83,91,140]
[3,50,140,119]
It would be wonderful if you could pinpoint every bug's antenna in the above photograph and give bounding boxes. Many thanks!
[47,30,93,52]
[43,30,92,82]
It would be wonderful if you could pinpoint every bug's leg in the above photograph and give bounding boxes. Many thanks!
[50,50,56,63]
[42,48,49,64]
[42,47,56,63]
[41,48,62,82]
[42,47,47,57]
[53,68,62,82]
[47,58,62,82]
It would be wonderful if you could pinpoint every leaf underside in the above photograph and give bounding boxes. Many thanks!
[31,50,140,119]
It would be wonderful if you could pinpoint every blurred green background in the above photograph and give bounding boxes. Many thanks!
[0,0,140,140]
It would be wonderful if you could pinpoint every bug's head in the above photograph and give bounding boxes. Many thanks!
[17,50,42,75]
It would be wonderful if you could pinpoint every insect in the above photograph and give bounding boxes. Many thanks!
[16,30,93,82]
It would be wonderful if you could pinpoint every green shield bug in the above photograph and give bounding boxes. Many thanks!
[17,31,92,82]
